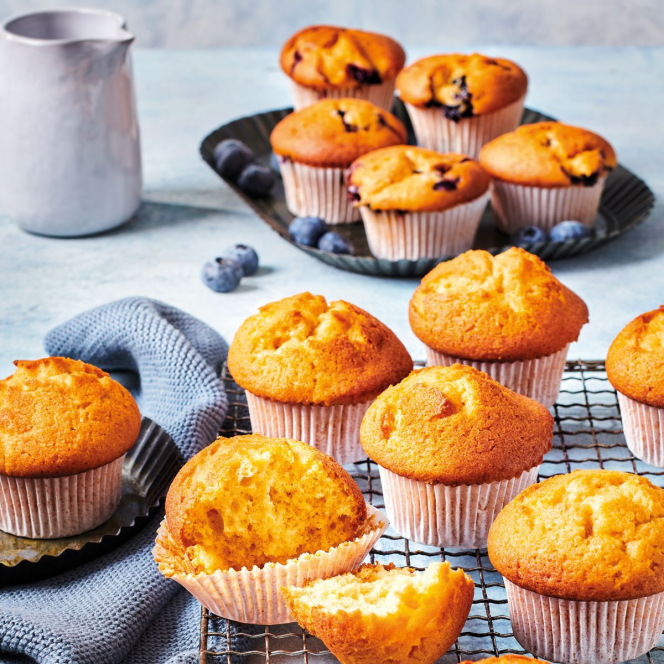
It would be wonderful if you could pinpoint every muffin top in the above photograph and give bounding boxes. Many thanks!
[360,364,553,485]
[280,25,406,90]
[270,99,407,168]
[0,356,141,478]
[228,293,413,406]
[606,306,664,407]
[347,146,490,212]
[164,434,368,574]
[479,121,616,187]
[409,248,589,361]
[396,53,527,117]
[488,470,664,601]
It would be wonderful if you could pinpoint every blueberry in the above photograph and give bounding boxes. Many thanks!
[223,244,259,276]
[237,164,275,198]
[510,226,548,246]
[318,231,355,255]
[549,220,592,242]
[213,139,254,180]
[289,216,328,247]
[201,257,243,293]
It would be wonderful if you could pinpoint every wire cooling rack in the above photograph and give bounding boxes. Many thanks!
[200,360,664,663]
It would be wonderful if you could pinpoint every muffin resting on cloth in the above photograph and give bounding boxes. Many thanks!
[479,121,616,233]
[280,25,405,111]
[361,364,553,548]
[409,247,588,406]
[0,356,141,538]
[488,470,664,664]
[282,562,474,664]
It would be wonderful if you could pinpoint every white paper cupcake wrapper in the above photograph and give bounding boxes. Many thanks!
[0,455,124,539]
[279,160,360,224]
[154,503,387,624]
[490,176,606,234]
[359,194,488,260]
[245,392,370,466]
[426,345,569,408]
[505,580,664,664]
[379,465,539,549]
[291,79,397,112]
[617,392,664,467]
[405,95,525,159]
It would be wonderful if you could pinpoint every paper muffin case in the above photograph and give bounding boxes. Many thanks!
[0,455,124,539]
[245,391,370,466]
[490,175,606,235]
[359,194,488,261]
[279,160,360,224]
[617,392,664,467]
[378,465,539,549]
[504,579,664,664]
[405,95,525,159]
[153,503,387,624]
[426,344,570,408]
[290,79,397,112]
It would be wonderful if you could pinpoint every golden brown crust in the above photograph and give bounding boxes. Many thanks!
[606,307,664,407]
[488,470,664,601]
[0,356,141,478]
[409,248,589,361]
[280,26,406,90]
[479,121,616,187]
[360,364,553,485]
[396,53,527,115]
[227,293,413,406]
[270,99,407,168]
[347,146,490,212]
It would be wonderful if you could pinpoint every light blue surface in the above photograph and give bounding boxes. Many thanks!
[0,46,663,374]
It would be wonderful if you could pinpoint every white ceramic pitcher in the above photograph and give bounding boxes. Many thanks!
[0,8,142,236]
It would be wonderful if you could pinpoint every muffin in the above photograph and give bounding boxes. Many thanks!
[282,562,474,664]
[409,247,588,407]
[280,25,406,111]
[227,292,413,465]
[607,306,664,466]
[0,357,141,538]
[460,658,535,664]
[271,99,407,224]
[361,364,553,548]
[396,53,528,158]
[347,146,490,260]
[153,434,387,624]
[479,121,616,234]
[488,470,664,664]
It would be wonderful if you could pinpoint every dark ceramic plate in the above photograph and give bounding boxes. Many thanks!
[0,418,181,586]
[200,100,654,278]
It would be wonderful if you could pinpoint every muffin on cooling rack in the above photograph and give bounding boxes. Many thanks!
[607,306,664,467]
[153,434,387,624]
[409,247,588,407]
[282,562,474,664]
[270,98,407,224]
[280,25,405,111]
[0,356,141,539]
[347,145,490,260]
[460,658,536,664]
[396,53,527,158]
[361,364,553,548]
[488,469,664,664]
[479,121,616,234]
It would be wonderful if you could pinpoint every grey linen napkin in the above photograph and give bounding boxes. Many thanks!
[0,297,248,664]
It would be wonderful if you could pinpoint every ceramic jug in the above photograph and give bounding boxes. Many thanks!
[0,8,142,237]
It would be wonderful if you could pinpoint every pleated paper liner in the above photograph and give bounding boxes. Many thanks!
[290,79,397,112]
[617,392,664,467]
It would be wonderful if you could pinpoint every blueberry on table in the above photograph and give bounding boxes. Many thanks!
[213,139,254,180]
[510,226,548,246]
[549,220,592,242]
[223,244,259,276]
[318,231,355,255]
[289,216,328,247]
[237,164,275,198]
[201,257,243,293]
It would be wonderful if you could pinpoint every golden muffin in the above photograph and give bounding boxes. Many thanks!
[282,562,475,664]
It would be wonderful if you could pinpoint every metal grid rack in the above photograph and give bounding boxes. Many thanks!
[200,360,664,663]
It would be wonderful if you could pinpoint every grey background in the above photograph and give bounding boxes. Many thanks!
[0,0,663,47]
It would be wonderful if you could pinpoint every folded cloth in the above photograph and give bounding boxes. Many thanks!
[0,297,246,664]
